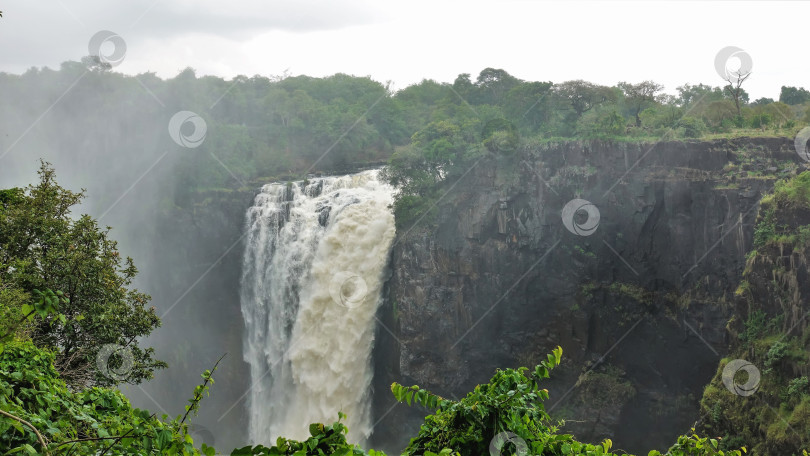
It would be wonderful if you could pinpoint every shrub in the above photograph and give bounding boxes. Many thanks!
[676,117,708,138]
[0,341,214,455]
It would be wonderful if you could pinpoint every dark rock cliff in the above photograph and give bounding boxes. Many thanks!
[371,137,802,454]
[132,187,255,450]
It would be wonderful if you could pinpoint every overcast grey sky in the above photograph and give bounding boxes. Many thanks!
[0,1,807,99]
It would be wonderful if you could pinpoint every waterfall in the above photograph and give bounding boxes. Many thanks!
[239,169,396,445]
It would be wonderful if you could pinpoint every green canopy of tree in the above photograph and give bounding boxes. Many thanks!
[0,162,165,387]
[779,86,810,105]
[618,80,665,127]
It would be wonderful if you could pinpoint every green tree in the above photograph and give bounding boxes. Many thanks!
[676,116,708,138]
[675,83,724,107]
[553,80,616,118]
[699,99,738,131]
[751,97,775,106]
[0,163,165,387]
[618,80,665,127]
[750,102,793,129]
[639,98,684,132]
[576,107,626,138]
[411,120,467,182]
[779,86,810,105]
[473,67,522,106]
[393,347,572,455]
[502,81,554,132]
[551,80,617,135]
[451,73,475,101]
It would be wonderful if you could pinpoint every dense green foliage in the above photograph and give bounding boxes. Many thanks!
[231,413,385,456]
[1,338,748,455]
[391,347,620,455]
[754,171,810,248]
[375,70,807,228]
[388,347,745,456]
[780,87,810,106]
[0,341,215,455]
[0,163,165,388]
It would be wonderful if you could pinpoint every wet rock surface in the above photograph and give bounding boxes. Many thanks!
[371,137,801,453]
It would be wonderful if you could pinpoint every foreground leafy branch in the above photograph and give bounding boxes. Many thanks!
[0,338,751,455]
[389,346,745,456]
[181,354,226,425]
[0,409,49,455]
[0,341,216,455]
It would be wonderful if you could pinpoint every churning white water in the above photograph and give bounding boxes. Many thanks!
[239,169,395,445]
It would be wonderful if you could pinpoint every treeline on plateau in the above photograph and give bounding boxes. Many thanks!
[2,61,809,209]
[0,168,750,456]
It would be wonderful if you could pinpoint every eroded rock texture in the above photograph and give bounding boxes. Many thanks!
[371,137,801,453]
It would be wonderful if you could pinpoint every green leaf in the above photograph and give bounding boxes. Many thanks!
[9,419,24,434]
[309,423,324,436]
[156,428,172,449]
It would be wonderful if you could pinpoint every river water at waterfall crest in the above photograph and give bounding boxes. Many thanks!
[239,169,395,444]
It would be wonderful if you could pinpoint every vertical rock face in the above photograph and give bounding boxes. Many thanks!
[137,187,256,451]
[696,172,810,456]
[371,138,801,453]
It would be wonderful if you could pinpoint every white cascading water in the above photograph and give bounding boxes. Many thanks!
[239,169,395,445]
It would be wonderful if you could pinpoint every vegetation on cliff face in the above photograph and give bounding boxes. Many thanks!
[698,171,810,455]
